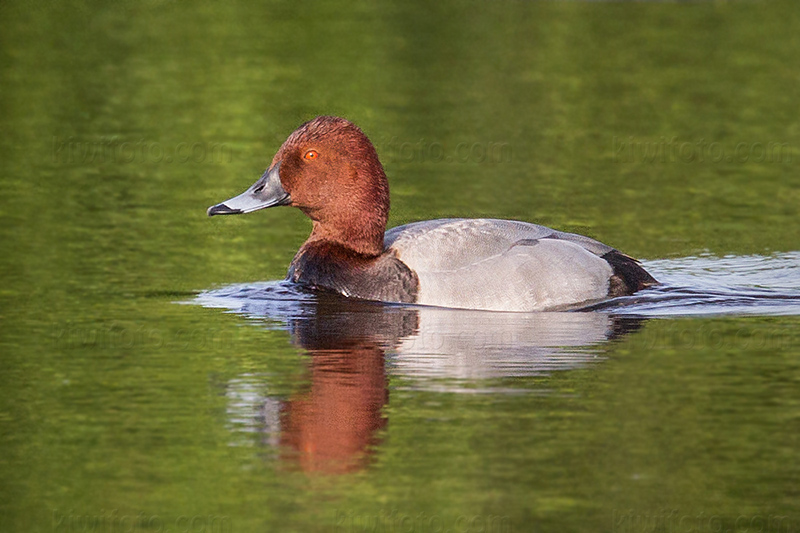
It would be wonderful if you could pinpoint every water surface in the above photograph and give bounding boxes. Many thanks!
[1,1,799,532]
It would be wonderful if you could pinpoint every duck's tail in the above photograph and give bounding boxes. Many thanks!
[602,250,659,297]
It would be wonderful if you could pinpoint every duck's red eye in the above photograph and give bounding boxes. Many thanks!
[304,150,319,161]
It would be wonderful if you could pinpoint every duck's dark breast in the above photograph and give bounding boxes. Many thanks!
[287,241,419,304]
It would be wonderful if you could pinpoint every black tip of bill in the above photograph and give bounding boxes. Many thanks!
[207,203,242,216]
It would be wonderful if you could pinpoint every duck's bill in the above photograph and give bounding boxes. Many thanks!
[207,163,291,216]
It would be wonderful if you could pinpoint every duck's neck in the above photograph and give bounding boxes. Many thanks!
[304,216,385,257]
[301,157,390,257]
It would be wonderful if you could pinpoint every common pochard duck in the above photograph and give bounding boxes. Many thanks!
[208,116,657,311]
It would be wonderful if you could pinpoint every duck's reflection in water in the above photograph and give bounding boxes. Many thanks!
[198,284,643,473]
[277,299,416,473]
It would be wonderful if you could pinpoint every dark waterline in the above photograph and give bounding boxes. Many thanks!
[195,252,800,320]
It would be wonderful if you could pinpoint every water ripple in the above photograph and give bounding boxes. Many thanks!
[585,251,800,316]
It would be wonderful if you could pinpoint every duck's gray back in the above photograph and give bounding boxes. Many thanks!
[384,218,616,311]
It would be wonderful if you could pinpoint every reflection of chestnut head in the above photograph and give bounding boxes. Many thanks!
[280,296,419,474]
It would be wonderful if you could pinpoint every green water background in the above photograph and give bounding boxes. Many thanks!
[1,1,799,532]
